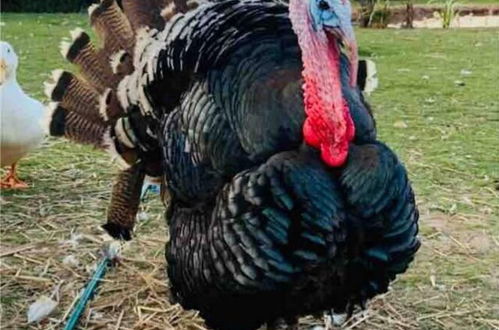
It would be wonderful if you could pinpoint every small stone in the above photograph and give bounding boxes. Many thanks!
[430,275,436,287]
[62,255,79,268]
[460,69,472,76]
[90,311,104,320]
[393,121,408,129]
[137,211,149,222]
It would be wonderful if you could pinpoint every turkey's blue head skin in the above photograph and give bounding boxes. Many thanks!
[307,0,358,86]
[309,0,353,36]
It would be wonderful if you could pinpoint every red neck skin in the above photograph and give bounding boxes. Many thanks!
[289,0,355,167]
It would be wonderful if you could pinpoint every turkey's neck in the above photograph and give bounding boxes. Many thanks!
[289,2,355,167]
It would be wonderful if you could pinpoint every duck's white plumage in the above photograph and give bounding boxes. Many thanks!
[0,41,44,179]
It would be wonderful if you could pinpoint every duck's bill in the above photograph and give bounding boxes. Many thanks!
[0,59,7,85]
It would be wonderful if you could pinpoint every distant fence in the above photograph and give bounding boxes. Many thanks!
[1,0,97,13]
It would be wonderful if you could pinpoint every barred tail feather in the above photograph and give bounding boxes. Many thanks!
[45,70,103,123]
[122,0,170,31]
[45,103,108,148]
[61,29,116,92]
[89,0,135,55]
[103,163,146,240]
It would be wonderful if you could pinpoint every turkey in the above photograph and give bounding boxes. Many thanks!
[45,0,420,329]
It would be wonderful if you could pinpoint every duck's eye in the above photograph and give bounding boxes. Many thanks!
[318,0,330,10]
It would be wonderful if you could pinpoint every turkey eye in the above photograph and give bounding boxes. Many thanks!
[318,0,330,10]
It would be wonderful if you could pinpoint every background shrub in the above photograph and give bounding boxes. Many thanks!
[1,0,97,13]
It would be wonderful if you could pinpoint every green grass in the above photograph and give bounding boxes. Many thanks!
[350,0,499,10]
[1,13,499,330]
[388,0,499,5]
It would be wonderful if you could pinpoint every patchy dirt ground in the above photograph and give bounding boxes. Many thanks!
[389,15,499,28]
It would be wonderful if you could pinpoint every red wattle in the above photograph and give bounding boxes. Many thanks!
[321,140,349,167]
[302,74,355,167]
[303,118,321,148]
[288,3,356,168]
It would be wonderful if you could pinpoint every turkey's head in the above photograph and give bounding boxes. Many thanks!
[289,0,358,167]
[0,41,18,85]
[308,0,358,86]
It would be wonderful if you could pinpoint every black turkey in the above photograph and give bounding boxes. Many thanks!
[45,0,420,328]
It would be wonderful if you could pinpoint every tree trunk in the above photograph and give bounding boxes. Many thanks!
[405,2,415,28]
[359,0,377,27]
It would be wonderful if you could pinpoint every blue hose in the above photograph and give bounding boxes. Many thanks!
[63,257,110,330]
[140,183,161,201]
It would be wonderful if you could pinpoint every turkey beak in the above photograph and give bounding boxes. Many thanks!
[0,59,7,85]
[342,29,358,88]
[325,24,358,87]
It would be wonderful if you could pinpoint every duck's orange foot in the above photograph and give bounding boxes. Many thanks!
[1,164,28,189]
[0,177,29,189]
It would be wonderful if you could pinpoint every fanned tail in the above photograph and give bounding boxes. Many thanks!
[45,0,196,239]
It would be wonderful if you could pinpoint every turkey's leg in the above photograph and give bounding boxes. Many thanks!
[1,163,28,189]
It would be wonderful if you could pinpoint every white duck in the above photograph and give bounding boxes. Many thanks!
[0,41,45,189]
